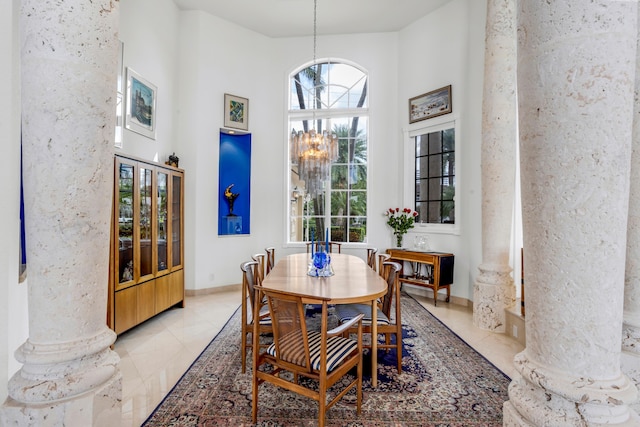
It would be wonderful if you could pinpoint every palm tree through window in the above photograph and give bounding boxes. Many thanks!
[288,60,368,244]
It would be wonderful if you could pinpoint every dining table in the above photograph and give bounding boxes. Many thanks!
[259,252,388,387]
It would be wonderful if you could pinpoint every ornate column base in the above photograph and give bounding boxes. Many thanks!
[1,328,121,427]
[1,372,121,427]
[473,263,515,332]
[622,320,640,414]
[504,353,639,426]
[621,352,640,415]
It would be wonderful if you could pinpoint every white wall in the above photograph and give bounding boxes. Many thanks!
[1,0,487,401]
[1,0,184,402]
[119,0,181,161]
[174,12,401,289]
[175,11,284,290]
[0,0,30,403]
[398,0,487,301]
[118,0,487,296]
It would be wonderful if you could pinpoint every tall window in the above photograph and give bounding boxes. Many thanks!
[288,60,368,244]
[415,126,455,224]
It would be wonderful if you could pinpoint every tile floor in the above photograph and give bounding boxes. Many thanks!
[114,287,525,426]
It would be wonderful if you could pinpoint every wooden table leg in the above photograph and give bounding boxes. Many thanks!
[371,298,378,387]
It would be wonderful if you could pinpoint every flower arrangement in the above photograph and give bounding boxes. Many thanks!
[385,207,418,247]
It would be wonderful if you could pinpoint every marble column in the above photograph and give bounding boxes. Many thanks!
[473,0,517,333]
[622,3,640,415]
[0,1,121,426]
[504,1,639,425]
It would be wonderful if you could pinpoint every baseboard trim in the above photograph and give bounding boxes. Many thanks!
[185,283,241,297]
[505,299,526,346]
[402,283,472,309]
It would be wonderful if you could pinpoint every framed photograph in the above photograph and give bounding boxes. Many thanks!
[224,93,249,131]
[409,85,452,124]
[125,67,157,139]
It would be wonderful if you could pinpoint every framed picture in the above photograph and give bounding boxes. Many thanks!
[224,93,249,131]
[409,85,452,124]
[125,67,157,139]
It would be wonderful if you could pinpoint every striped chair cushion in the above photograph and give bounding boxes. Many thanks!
[257,305,272,325]
[266,331,358,372]
[335,304,390,325]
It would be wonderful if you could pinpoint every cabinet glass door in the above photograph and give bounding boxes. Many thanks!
[157,171,168,272]
[139,167,153,278]
[118,162,135,284]
[171,174,182,267]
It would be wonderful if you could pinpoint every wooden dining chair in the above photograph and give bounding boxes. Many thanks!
[306,241,342,253]
[252,287,364,427]
[377,253,391,276]
[366,247,378,269]
[240,260,272,373]
[335,261,403,373]
[265,247,275,274]
[251,253,266,285]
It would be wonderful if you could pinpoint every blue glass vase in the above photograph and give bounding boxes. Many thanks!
[309,249,333,277]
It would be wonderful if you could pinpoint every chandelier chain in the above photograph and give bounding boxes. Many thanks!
[289,0,337,198]
[312,0,317,125]
[313,0,317,66]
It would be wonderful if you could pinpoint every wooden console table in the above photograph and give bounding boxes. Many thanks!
[386,249,454,306]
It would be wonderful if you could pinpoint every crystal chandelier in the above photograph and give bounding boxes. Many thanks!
[290,0,338,197]
[291,128,338,197]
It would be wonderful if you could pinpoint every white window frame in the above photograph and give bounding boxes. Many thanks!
[404,116,461,235]
[285,59,370,247]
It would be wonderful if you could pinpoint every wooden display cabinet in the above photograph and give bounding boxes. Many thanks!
[108,154,185,334]
[386,249,454,306]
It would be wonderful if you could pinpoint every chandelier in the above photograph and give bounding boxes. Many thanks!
[291,128,338,197]
[290,0,338,197]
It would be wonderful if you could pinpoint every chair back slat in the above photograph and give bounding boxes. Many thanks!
[265,247,275,274]
[241,260,259,312]
[380,261,401,317]
[306,241,342,253]
[377,253,391,276]
[240,260,273,373]
[366,248,378,269]
[252,253,266,285]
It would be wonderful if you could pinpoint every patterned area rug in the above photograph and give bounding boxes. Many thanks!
[143,293,511,426]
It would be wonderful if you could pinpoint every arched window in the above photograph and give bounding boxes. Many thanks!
[288,60,368,244]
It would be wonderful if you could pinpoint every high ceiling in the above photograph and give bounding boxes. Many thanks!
[172,0,453,38]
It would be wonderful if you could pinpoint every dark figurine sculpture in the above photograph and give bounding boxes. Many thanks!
[168,152,179,167]
[224,184,240,215]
